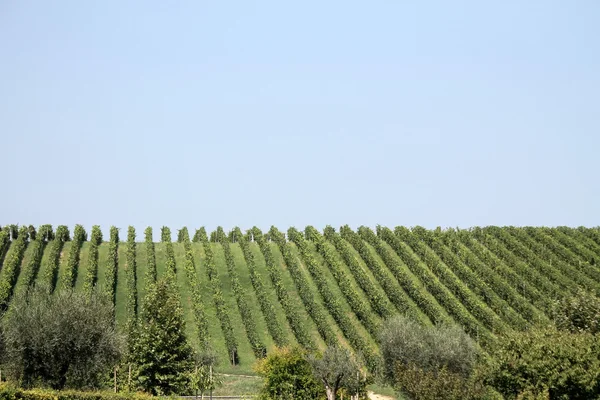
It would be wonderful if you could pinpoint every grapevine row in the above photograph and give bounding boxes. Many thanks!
[144,227,157,285]
[561,227,600,261]
[286,227,378,370]
[378,226,495,346]
[505,227,600,294]
[413,227,527,330]
[233,227,314,350]
[357,226,450,325]
[104,226,119,307]
[126,226,138,322]
[524,227,600,284]
[322,226,396,319]
[305,226,382,340]
[41,225,69,292]
[339,225,428,324]
[0,226,29,310]
[83,225,102,293]
[200,227,239,365]
[265,226,339,347]
[484,227,582,295]
[210,225,287,348]
[440,229,548,324]
[14,231,47,296]
[176,228,210,351]
[61,224,87,290]
[554,227,600,266]
[219,229,267,357]
[470,228,562,303]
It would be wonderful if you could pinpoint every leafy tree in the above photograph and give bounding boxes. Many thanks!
[379,316,480,399]
[482,327,600,399]
[1,286,123,390]
[554,290,600,334]
[129,278,193,395]
[307,346,369,400]
[187,350,222,399]
[255,347,324,400]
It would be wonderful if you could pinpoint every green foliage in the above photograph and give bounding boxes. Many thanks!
[181,229,210,351]
[1,287,123,390]
[128,278,194,395]
[160,226,171,243]
[482,327,600,399]
[340,225,427,324]
[414,226,528,330]
[83,226,103,293]
[395,226,506,335]
[234,227,309,349]
[379,315,479,382]
[378,226,495,346]
[143,227,156,285]
[287,227,378,370]
[55,226,70,242]
[255,347,324,400]
[307,346,370,400]
[37,225,54,242]
[357,226,451,325]
[187,350,222,398]
[125,226,138,323]
[220,229,267,357]
[40,233,66,292]
[306,226,381,339]
[392,364,493,400]
[0,226,30,310]
[176,227,189,243]
[440,229,548,324]
[322,226,395,320]
[200,227,238,364]
[379,316,482,400]
[554,289,600,334]
[61,225,86,290]
[14,237,45,295]
[266,226,339,347]
[103,227,119,307]
[0,383,153,400]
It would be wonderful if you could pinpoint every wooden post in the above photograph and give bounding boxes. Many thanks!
[128,364,131,391]
[114,366,117,393]
[209,365,213,400]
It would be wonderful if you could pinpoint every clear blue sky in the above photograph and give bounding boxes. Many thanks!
[1,1,599,235]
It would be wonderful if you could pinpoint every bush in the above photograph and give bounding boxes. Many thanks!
[379,316,480,399]
[1,287,123,390]
[0,383,152,400]
[482,327,600,399]
[255,347,324,400]
[380,316,478,381]
[554,290,600,334]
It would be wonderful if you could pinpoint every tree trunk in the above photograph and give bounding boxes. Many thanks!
[326,387,336,400]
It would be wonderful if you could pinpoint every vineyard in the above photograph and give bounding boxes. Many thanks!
[0,224,599,375]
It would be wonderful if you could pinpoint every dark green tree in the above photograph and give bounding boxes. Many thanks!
[129,278,193,395]
[1,286,123,390]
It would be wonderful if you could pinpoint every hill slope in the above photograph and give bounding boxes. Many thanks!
[0,225,599,374]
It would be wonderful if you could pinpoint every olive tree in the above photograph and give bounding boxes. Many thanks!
[1,286,123,389]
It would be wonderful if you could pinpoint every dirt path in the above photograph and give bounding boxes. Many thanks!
[368,391,395,400]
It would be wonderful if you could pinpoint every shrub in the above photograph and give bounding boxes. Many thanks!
[554,289,600,334]
[1,287,123,390]
[0,383,152,400]
[255,347,324,400]
[379,316,480,399]
[482,327,600,399]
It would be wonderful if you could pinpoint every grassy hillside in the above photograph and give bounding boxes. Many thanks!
[1,225,599,377]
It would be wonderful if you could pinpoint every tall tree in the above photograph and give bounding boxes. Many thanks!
[129,278,193,395]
